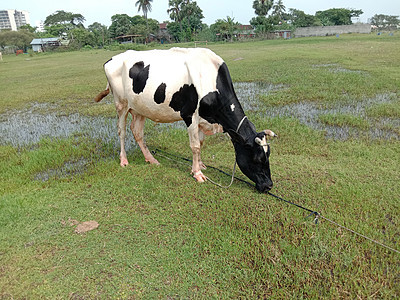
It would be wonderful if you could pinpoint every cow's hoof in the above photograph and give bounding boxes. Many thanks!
[120,157,129,167]
[146,158,160,165]
[192,170,207,182]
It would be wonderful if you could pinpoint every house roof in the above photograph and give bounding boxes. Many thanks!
[238,25,253,31]
[159,22,168,30]
[30,38,59,45]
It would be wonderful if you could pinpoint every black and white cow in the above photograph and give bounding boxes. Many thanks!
[95,48,276,192]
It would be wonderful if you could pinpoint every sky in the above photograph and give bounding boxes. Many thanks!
[7,0,400,28]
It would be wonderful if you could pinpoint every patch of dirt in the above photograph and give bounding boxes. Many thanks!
[75,220,99,234]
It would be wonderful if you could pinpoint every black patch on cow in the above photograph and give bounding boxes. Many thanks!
[154,83,166,104]
[199,62,244,132]
[129,61,150,94]
[169,84,198,127]
[199,91,219,124]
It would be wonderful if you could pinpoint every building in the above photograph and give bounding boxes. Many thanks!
[35,20,45,32]
[30,38,61,52]
[235,25,256,39]
[273,30,291,39]
[0,9,30,31]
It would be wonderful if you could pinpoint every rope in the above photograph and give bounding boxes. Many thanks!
[319,215,400,254]
[150,148,400,255]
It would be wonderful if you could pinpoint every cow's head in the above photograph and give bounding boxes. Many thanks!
[230,129,276,193]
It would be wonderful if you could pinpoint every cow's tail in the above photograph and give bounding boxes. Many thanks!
[94,83,110,102]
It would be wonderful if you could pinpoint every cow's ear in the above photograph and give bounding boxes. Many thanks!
[228,129,246,145]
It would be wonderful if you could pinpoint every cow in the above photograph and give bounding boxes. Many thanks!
[95,48,276,192]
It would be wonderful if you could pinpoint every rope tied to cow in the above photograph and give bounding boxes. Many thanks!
[150,147,400,255]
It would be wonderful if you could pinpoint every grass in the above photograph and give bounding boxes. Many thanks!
[1,34,400,298]
[318,113,370,129]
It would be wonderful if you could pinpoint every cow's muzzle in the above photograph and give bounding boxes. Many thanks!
[256,181,273,193]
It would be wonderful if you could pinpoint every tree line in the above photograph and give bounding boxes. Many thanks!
[0,0,399,52]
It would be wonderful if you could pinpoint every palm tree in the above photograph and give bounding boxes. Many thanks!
[135,0,153,41]
[252,0,273,17]
[272,0,286,19]
[167,0,184,33]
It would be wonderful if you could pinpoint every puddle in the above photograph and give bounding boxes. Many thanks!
[261,93,399,140]
[233,82,286,112]
[0,83,398,154]
[0,109,136,150]
[34,158,90,181]
[313,63,365,75]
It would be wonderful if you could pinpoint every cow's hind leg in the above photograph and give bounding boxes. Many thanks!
[188,124,207,182]
[116,99,130,167]
[198,130,207,170]
[129,112,159,165]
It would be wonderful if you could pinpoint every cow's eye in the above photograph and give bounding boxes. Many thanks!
[253,153,266,164]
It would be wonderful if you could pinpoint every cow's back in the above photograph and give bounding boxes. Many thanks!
[104,48,224,123]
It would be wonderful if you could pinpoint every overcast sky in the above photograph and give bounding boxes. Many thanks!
[9,0,400,27]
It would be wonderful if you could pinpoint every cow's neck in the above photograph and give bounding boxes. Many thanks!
[198,62,258,142]
[213,100,257,143]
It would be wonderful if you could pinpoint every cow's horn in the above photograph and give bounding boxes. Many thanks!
[255,137,267,146]
[264,129,277,137]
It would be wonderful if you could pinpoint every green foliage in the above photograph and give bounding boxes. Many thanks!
[44,10,85,27]
[316,8,363,26]
[87,22,109,47]
[287,8,321,27]
[0,29,34,49]
[108,14,133,39]
[211,17,240,41]
[68,27,96,49]
[252,0,273,16]
[108,14,159,40]
[370,14,400,30]
[167,0,204,42]
[135,0,153,19]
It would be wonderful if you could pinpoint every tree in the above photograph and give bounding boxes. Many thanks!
[315,8,363,26]
[108,14,133,38]
[129,16,159,42]
[167,0,204,42]
[370,14,400,30]
[68,27,96,49]
[250,0,274,35]
[18,24,36,33]
[252,0,273,17]
[167,0,184,33]
[44,10,85,27]
[211,16,240,42]
[0,30,34,50]
[250,16,273,34]
[181,0,204,34]
[88,22,109,47]
[43,10,86,39]
[287,9,320,27]
[135,0,153,41]
[272,0,286,20]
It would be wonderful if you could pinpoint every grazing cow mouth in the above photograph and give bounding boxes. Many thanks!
[256,181,273,193]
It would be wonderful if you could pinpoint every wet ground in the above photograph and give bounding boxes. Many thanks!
[1,82,398,181]
[1,82,398,148]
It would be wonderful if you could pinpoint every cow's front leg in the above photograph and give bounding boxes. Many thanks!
[129,112,159,165]
[191,146,207,182]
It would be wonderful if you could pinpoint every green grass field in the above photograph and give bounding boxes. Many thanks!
[1,33,399,298]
